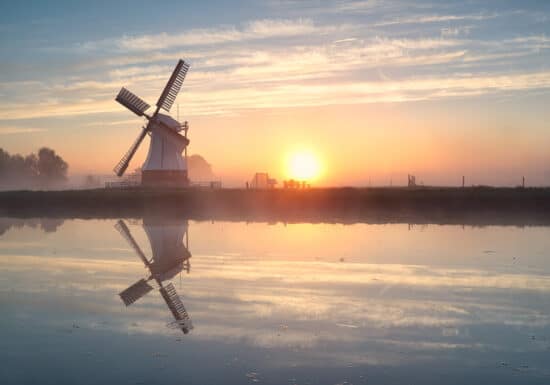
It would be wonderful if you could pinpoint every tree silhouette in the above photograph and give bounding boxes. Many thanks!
[0,147,68,188]
[37,147,68,182]
[188,154,214,181]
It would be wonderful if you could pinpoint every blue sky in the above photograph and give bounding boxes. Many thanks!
[0,0,549,185]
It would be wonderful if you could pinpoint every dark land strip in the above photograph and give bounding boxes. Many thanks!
[1,187,550,226]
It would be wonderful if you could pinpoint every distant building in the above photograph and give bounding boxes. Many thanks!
[250,173,277,189]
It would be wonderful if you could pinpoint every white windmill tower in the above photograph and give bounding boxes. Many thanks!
[115,219,193,334]
[113,59,191,187]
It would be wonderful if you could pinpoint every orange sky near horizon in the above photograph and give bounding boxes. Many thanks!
[3,97,547,187]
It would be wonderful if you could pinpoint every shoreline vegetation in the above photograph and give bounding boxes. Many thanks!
[1,187,550,226]
[0,147,68,190]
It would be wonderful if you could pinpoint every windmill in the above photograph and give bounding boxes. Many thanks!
[114,59,191,187]
[115,218,193,334]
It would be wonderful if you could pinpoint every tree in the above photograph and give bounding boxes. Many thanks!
[188,154,214,181]
[0,148,10,176]
[37,147,68,182]
[24,154,38,179]
[0,147,68,189]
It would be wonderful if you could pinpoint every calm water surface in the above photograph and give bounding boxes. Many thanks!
[1,218,549,384]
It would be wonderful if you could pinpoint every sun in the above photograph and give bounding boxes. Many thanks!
[287,151,321,181]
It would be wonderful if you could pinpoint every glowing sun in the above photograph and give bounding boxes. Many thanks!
[287,151,321,181]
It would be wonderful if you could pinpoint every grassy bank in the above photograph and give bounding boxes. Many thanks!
[1,187,550,225]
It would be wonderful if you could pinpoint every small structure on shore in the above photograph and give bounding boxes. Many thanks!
[113,59,191,188]
[408,174,417,188]
[249,173,277,189]
[283,179,310,189]
[105,169,141,189]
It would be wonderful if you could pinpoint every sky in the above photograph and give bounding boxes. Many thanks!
[0,0,549,187]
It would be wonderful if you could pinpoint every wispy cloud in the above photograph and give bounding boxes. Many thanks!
[75,18,348,54]
[2,7,549,123]
[0,126,46,135]
[2,69,549,120]
[375,13,497,27]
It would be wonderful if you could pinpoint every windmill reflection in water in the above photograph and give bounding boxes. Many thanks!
[115,218,193,334]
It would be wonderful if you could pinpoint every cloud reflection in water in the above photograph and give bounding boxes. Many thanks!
[0,218,549,384]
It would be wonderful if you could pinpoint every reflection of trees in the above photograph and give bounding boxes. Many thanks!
[0,147,68,189]
[0,218,64,236]
[39,218,65,232]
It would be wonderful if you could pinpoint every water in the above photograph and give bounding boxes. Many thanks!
[1,217,549,384]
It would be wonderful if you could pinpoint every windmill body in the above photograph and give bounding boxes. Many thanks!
[143,218,191,282]
[113,59,191,187]
[142,114,188,186]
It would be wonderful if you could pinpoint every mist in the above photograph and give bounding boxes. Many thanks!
[0,147,68,191]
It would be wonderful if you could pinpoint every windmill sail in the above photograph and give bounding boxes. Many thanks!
[114,220,150,265]
[160,282,193,333]
[119,278,154,306]
[156,60,189,112]
[113,126,149,176]
[116,87,150,117]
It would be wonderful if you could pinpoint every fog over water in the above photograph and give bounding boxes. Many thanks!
[1,218,549,384]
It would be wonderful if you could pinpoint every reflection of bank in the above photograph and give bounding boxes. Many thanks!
[115,219,193,334]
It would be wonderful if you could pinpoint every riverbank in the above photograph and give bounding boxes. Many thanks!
[1,187,550,226]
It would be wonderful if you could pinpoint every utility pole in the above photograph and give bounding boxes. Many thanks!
[462,175,465,188]
[522,176,525,188]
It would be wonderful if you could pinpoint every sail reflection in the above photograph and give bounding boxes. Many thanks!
[115,218,193,334]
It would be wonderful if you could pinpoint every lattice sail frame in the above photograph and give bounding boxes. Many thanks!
[114,220,150,264]
[112,126,149,177]
[160,283,192,323]
[116,87,150,116]
[156,60,190,112]
[119,279,154,306]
